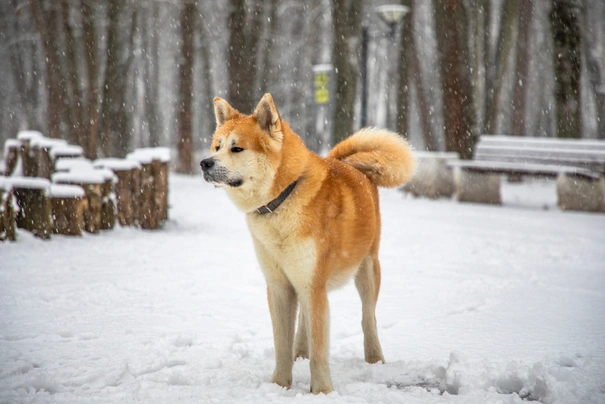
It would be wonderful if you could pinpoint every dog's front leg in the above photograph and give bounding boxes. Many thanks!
[300,286,333,394]
[267,281,297,388]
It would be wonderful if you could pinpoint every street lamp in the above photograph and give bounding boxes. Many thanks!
[360,4,409,128]
[376,4,409,38]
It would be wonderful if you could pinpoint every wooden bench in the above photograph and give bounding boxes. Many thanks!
[448,135,605,212]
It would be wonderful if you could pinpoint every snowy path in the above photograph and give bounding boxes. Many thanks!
[1,174,604,403]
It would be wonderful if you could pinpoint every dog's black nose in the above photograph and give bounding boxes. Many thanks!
[200,158,214,171]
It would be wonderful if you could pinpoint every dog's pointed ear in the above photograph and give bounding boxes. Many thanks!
[214,97,238,128]
[255,94,281,133]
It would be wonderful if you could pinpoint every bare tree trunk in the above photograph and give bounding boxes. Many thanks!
[551,0,583,138]
[260,0,280,96]
[100,0,131,157]
[486,0,518,134]
[198,10,215,143]
[409,30,437,151]
[143,3,163,147]
[62,0,85,147]
[227,0,263,113]
[82,0,100,158]
[29,0,71,139]
[581,0,605,139]
[8,0,41,131]
[176,0,196,174]
[433,0,477,159]
[512,0,533,136]
[331,0,363,144]
[396,0,413,139]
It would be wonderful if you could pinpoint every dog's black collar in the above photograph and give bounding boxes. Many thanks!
[256,180,298,215]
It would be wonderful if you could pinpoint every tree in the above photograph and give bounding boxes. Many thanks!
[82,0,101,158]
[227,0,263,113]
[485,0,518,135]
[433,0,476,159]
[331,0,363,144]
[176,0,196,174]
[395,0,412,139]
[29,0,71,140]
[551,0,583,138]
[581,0,605,139]
[100,0,132,157]
[512,0,533,137]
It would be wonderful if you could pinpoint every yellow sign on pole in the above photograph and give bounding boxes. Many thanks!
[314,69,330,105]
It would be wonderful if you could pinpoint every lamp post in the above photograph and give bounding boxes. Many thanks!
[360,4,409,128]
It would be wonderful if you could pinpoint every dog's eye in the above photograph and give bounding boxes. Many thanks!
[215,145,220,152]
[231,147,244,153]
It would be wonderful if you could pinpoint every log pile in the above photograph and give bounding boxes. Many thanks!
[1,131,171,241]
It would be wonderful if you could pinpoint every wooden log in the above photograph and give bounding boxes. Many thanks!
[97,169,117,230]
[130,167,142,226]
[138,162,157,229]
[10,176,52,239]
[156,161,169,222]
[93,158,141,226]
[127,147,171,229]
[52,171,104,234]
[20,142,38,178]
[3,139,21,176]
[31,137,68,179]
[0,178,17,241]
[50,184,85,236]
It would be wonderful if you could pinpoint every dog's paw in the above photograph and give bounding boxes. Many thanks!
[294,350,309,360]
[271,373,292,389]
[310,379,333,395]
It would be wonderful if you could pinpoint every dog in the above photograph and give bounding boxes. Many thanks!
[200,94,416,394]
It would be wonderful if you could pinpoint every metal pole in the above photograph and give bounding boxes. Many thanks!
[361,26,369,128]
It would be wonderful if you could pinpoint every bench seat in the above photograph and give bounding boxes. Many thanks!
[447,135,605,212]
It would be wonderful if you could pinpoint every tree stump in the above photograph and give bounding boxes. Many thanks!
[93,158,141,226]
[52,171,104,234]
[155,160,169,222]
[20,140,39,178]
[127,148,170,229]
[3,139,21,176]
[0,178,17,241]
[50,184,86,236]
[31,137,68,179]
[138,161,157,229]
[11,176,52,239]
[96,168,117,230]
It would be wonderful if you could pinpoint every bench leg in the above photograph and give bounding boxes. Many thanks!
[454,168,501,204]
[557,174,605,213]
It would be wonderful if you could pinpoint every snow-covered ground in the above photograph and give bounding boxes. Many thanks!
[1,174,604,404]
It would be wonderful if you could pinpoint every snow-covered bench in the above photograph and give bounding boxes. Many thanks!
[448,135,605,212]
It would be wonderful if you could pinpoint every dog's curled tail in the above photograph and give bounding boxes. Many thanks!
[328,127,416,188]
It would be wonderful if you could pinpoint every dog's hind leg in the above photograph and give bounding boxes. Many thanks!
[299,286,333,394]
[294,306,309,359]
[267,280,297,388]
[355,255,385,364]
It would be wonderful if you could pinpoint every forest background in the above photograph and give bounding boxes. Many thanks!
[0,0,603,173]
